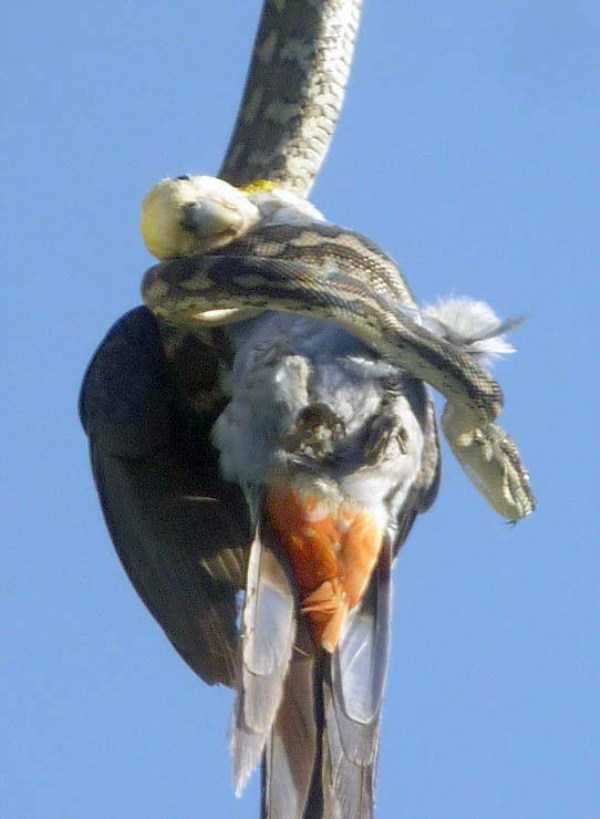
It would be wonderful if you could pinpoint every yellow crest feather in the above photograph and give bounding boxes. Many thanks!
[240,179,276,194]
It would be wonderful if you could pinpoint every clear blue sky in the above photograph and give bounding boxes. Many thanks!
[4,2,598,817]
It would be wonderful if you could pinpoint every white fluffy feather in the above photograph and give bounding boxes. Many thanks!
[248,188,326,226]
[404,297,524,369]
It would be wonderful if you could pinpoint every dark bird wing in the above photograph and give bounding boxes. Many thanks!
[79,306,251,686]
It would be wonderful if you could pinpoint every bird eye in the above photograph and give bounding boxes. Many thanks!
[175,174,191,181]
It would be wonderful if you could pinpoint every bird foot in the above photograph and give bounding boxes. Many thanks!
[364,415,409,464]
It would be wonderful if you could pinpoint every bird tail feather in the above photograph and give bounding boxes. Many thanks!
[259,540,392,818]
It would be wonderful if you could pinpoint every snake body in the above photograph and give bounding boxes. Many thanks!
[143,220,535,521]
[220,0,362,196]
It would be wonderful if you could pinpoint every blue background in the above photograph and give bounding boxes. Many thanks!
[4,1,598,817]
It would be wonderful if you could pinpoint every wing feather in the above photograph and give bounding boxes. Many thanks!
[334,539,392,733]
[262,622,318,819]
[232,521,297,794]
[80,307,249,686]
[318,540,393,818]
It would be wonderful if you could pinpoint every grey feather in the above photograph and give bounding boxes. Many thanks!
[317,541,392,818]
[262,622,318,819]
[334,539,392,733]
[323,677,377,819]
[232,521,297,795]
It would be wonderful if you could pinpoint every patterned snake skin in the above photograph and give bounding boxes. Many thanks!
[143,221,535,521]
[219,0,362,196]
